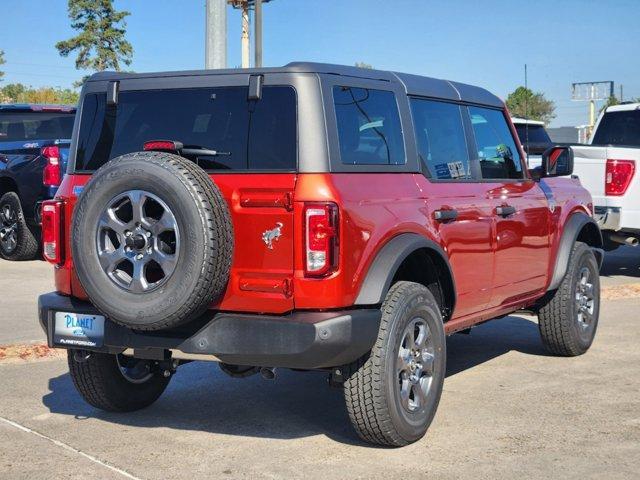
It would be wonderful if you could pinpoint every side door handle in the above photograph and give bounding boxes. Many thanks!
[434,209,458,222]
[496,205,516,217]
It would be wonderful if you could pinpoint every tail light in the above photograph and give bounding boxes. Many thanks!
[304,203,339,277]
[42,146,62,187]
[41,200,64,264]
[605,159,635,196]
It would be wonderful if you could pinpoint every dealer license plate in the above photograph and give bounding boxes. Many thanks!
[53,312,105,347]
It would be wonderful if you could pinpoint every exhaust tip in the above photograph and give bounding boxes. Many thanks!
[607,233,639,247]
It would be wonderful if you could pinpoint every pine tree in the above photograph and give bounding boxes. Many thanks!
[56,0,133,77]
[0,50,5,82]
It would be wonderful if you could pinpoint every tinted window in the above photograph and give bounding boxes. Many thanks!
[469,106,523,179]
[75,86,297,171]
[514,124,552,145]
[410,99,470,180]
[592,110,640,146]
[333,86,405,165]
[0,112,74,142]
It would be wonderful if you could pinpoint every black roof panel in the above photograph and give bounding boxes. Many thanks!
[87,62,502,108]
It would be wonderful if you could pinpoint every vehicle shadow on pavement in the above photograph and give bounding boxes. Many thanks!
[42,315,547,446]
[600,246,640,279]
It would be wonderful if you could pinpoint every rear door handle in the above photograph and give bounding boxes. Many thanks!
[496,205,516,217]
[434,209,458,222]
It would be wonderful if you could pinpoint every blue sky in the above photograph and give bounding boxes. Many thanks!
[1,0,639,127]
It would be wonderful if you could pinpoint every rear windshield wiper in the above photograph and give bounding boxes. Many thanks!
[181,145,231,157]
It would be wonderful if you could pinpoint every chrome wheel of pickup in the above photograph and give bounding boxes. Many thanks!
[96,190,179,293]
[0,202,18,254]
[397,318,435,413]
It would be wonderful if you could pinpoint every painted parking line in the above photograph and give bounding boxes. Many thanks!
[0,416,143,480]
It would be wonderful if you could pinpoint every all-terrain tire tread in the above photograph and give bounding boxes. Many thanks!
[538,241,598,356]
[72,151,233,331]
[67,351,170,412]
[343,281,440,447]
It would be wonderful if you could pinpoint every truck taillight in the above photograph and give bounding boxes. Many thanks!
[42,145,62,187]
[41,200,64,264]
[605,159,635,196]
[304,203,339,277]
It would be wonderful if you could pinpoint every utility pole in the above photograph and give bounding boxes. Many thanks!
[229,0,273,68]
[241,3,250,68]
[255,0,263,67]
[620,84,624,102]
[205,0,227,69]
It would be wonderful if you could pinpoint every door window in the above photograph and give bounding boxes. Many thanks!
[469,106,524,180]
[333,86,405,165]
[410,98,471,180]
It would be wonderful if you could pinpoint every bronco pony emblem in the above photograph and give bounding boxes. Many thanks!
[262,222,283,250]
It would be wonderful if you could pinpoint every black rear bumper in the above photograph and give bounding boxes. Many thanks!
[38,292,381,369]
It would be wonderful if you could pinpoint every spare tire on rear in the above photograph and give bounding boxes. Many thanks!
[72,151,233,331]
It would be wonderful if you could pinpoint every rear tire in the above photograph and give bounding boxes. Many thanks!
[0,192,39,261]
[67,351,171,412]
[343,281,446,447]
[538,242,600,356]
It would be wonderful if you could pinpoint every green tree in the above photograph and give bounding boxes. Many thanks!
[0,49,5,82]
[0,83,79,105]
[355,62,373,69]
[506,86,556,124]
[600,95,619,114]
[56,0,133,83]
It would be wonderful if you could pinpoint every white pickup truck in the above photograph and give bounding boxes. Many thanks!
[572,102,640,250]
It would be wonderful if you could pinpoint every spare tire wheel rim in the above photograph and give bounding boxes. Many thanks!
[96,190,180,293]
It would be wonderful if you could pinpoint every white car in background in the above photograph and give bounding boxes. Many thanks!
[511,117,553,168]
[571,102,640,250]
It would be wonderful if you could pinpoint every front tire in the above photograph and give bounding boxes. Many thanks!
[67,351,171,412]
[538,241,600,356]
[0,192,39,261]
[343,281,446,447]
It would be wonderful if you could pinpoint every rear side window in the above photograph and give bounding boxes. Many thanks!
[592,110,640,146]
[469,106,524,180]
[333,86,405,165]
[75,86,297,172]
[0,112,74,142]
[410,98,470,180]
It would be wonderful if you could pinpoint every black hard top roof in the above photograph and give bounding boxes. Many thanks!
[87,62,503,108]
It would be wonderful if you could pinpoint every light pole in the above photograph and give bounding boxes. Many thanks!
[205,0,227,69]
[228,0,273,68]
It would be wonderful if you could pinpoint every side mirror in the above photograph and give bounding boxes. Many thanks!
[541,146,574,178]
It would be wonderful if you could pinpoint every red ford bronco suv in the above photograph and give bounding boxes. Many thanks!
[38,63,603,447]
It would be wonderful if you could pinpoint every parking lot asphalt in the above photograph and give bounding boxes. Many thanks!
[0,248,639,479]
[0,259,52,345]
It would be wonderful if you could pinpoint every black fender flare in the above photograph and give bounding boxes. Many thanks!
[548,212,603,291]
[354,233,456,311]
